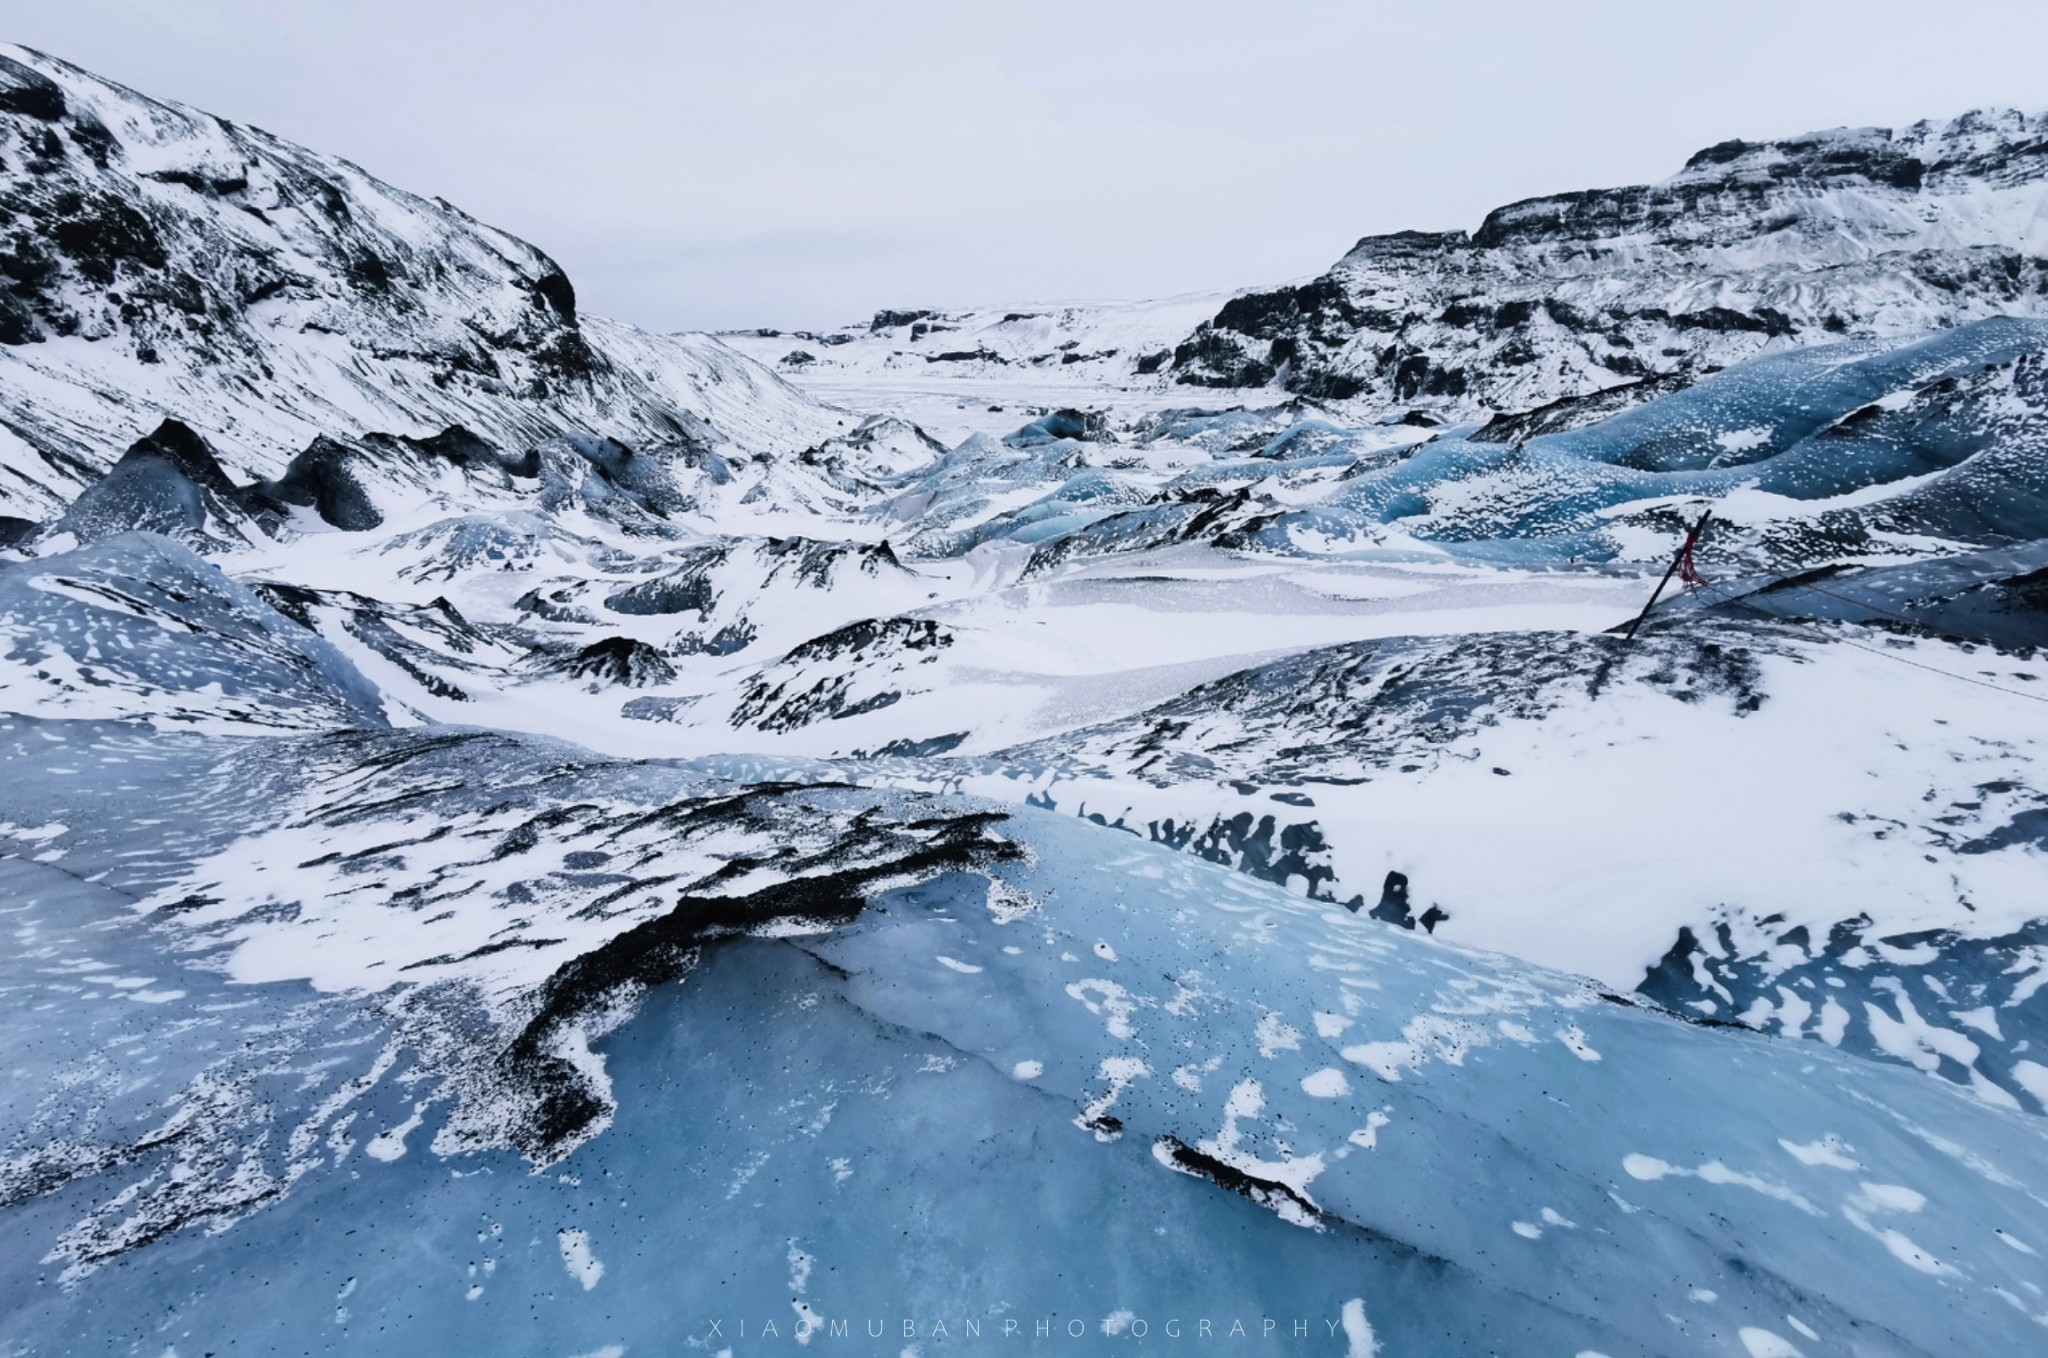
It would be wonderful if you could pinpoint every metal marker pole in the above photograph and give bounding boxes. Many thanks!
[1621,509,1712,642]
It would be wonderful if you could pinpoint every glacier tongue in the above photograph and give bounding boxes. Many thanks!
[5,42,2048,1358]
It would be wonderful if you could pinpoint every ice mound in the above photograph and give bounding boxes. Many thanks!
[0,532,388,730]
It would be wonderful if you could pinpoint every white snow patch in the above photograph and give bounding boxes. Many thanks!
[1075,1056,1149,1140]
[1347,1111,1391,1149]
[2011,1059,2048,1112]
[1556,1024,1601,1061]
[1715,426,1772,453]
[557,1229,604,1290]
[1342,1014,1488,1081]
[1189,1079,1326,1227]
[1301,1067,1350,1098]
[1951,1006,2002,1040]
[1780,1136,1861,1170]
[1621,1154,1820,1214]
[1843,1182,1957,1277]
[1255,1010,1303,1058]
[1738,1328,1806,1358]
[1065,978,1139,1040]
[1816,998,1851,1046]
[364,1102,428,1162]
[1339,1298,1378,1358]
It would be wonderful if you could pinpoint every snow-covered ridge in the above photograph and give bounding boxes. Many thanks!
[1166,108,2048,412]
[0,45,838,517]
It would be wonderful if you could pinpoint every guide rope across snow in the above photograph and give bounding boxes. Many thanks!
[1613,512,2048,705]
[1686,575,2048,708]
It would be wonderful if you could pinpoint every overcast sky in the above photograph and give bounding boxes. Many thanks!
[8,1,2048,331]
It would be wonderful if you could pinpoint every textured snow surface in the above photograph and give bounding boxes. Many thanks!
[4,49,2048,1358]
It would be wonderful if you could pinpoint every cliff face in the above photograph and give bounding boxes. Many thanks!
[1169,111,2048,412]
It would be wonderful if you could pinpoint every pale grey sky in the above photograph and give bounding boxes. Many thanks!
[7,1,2047,331]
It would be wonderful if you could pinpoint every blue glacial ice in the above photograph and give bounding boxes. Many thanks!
[911,318,2048,572]
[3,719,2046,1356]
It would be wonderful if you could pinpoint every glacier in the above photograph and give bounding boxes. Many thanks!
[2,39,2048,1358]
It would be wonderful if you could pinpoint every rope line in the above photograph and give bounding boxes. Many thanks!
[1680,577,2048,707]
[1755,575,1952,633]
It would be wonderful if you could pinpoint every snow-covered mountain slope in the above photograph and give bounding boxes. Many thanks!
[1165,110,2048,414]
[0,45,838,518]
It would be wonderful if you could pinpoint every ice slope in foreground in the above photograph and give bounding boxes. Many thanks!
[2,720,2046,1356]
